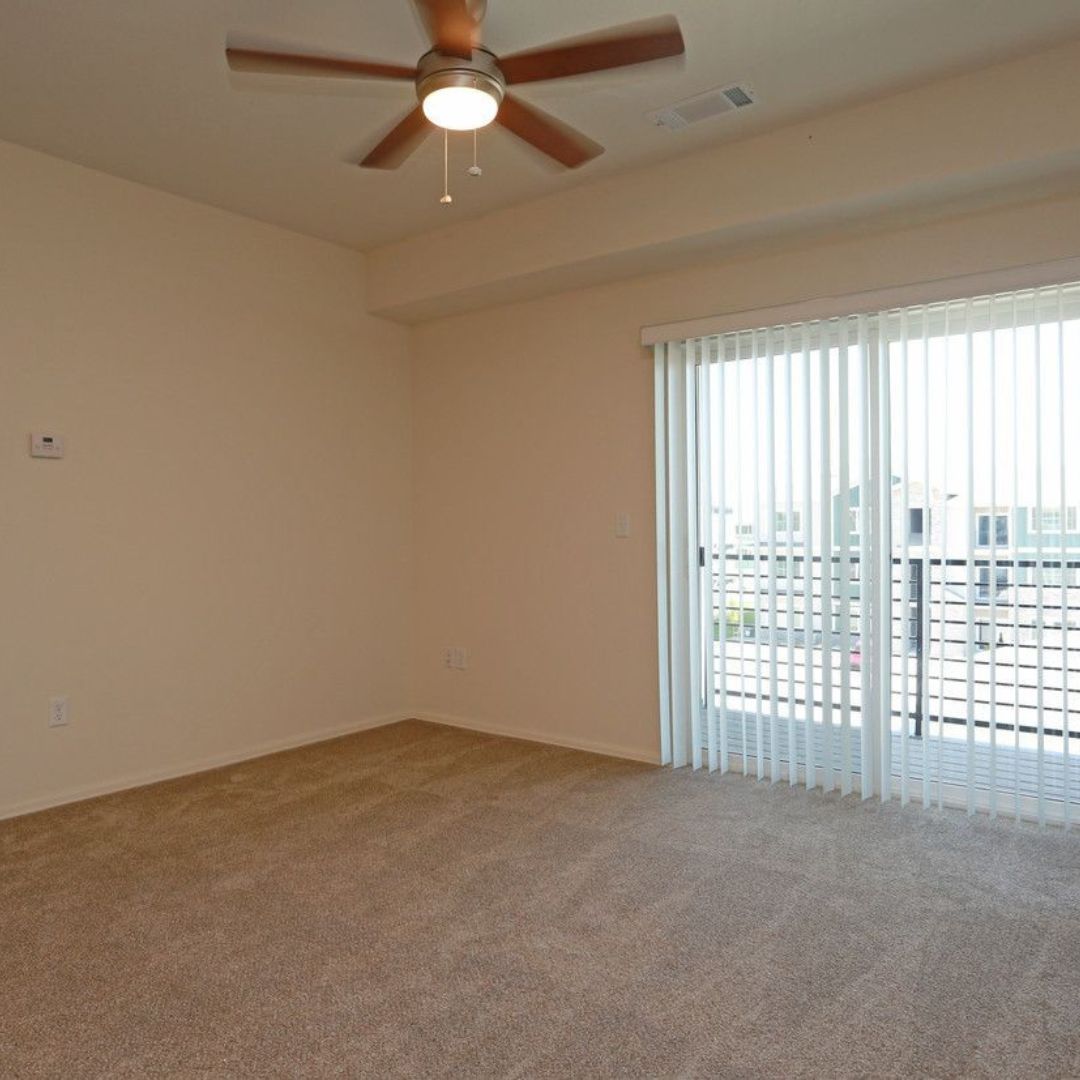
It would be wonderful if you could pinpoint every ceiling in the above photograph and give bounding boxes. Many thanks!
[2,0,1080,251]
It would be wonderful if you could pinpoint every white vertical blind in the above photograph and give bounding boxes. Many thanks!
[765,327,779,783]
[965,302,977,815]
[819,329,834,792]
[751,329,764,779]
[838,318,853,797]
[874,314,892,803]
[857,314,874,800]
[1058,288,1072,825]
[801,326,816,788]
[899,310,911,804]
[686,339,703,772]
[699,341,717,774]
[655,281,1080,824]
[988,298,999,816]
[715,355,729,773]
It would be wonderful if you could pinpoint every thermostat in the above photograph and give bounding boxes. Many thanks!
[30,433,65,459]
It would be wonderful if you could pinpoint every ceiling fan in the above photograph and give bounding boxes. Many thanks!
[226,1,685,171]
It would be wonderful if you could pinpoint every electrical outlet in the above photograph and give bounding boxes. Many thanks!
[444,647,468,670]
[48,696,69,728]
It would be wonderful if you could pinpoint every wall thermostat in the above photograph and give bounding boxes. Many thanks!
[30,433,65,459]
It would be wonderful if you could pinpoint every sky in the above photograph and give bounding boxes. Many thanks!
[707,301,1080,550]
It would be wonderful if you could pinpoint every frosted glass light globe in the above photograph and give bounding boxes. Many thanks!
[422,85,498,131]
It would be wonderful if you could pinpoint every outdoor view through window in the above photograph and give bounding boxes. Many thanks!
[704,287,1079,820]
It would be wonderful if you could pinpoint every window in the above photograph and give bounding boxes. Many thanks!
[775,510,802,534]
[975,566,1010,603]
[976,512,1009,547]
[1033,508,1061,533]
[1043,565,1080,588]
[655,277,1080,824]
[1030,507,1079,533]
[908,507,927,542]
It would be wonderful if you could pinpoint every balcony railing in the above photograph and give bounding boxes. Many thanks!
[711,550,1080,800]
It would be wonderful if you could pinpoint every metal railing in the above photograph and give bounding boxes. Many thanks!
[712,551,1080,745]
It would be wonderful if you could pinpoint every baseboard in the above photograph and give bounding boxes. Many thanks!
[0,711,410,823]
[412,710,662,766]
[2,710,660,824]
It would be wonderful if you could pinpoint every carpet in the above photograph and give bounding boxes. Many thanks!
[2,719,1078,1077]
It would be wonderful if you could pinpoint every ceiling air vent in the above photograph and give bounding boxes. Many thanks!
[648,83,757,132]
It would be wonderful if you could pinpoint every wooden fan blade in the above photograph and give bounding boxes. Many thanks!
[411,0,478,59]
[496,94,603,169]
[226,47,416,81]
[499,16,684,85]
[360,107,432,169]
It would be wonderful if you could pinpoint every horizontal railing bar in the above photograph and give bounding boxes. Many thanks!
[718,553,1080,568]
[714,693,1080,740]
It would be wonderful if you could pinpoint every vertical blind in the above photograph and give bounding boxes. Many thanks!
[655,282,1080,824]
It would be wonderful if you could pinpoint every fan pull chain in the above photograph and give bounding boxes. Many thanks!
[439,128,452,205]
[467,129,482,178]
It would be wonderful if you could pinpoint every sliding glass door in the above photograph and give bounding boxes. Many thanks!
[656,282,1080,824]
[704,320,870,795]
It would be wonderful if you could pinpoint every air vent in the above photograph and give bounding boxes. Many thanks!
[721,85,755,109]
[648,83,757,132]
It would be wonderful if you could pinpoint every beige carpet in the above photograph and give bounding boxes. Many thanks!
[2,719,1079,1078]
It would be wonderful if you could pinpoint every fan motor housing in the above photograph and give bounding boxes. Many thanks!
[415,47,505,110]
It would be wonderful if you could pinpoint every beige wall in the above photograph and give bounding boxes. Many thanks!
[370,39,1080,321]
[410,191,1080,763]
[7,103,1080,816]
[0,141,412,818]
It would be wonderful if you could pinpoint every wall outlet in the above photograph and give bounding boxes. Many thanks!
[48,696,69,727]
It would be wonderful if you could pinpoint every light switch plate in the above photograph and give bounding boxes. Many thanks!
[615,512,631,538]
[49,696,69,727]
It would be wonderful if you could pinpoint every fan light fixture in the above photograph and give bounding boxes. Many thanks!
[417,63,503,131]
[422,84,498,130]
[225,7,687,173]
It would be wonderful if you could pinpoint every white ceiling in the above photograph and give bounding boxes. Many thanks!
[3,0,1080,251]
